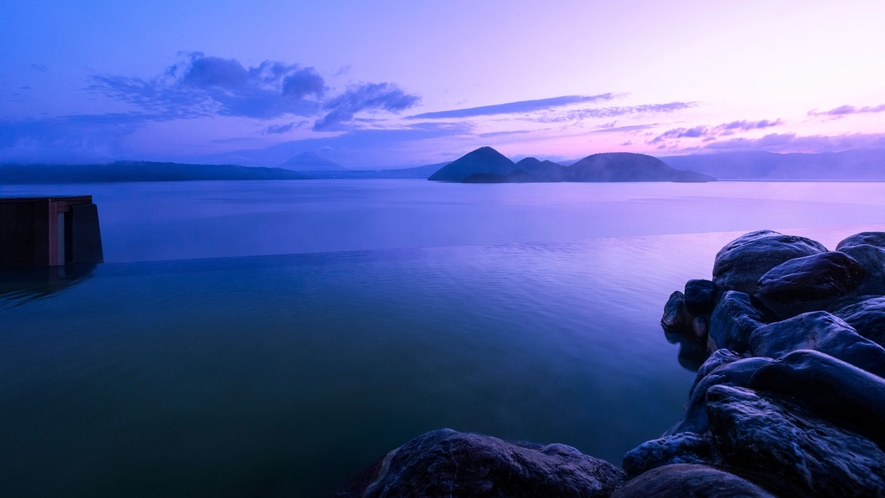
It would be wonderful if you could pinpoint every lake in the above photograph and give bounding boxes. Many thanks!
[2,180,885,497]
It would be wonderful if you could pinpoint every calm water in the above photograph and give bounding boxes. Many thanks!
[2,180,885,497]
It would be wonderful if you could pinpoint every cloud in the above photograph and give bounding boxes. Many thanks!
[409,94,615,119]
[650,118,784,144]
[313,82,420,130]
[536,101,698,122]
[263,121,308,134]
[91,52,325,120]
[700,132,885,153]
[808,104,885,118]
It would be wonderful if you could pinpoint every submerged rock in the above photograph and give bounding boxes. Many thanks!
[706,291,768,353]
[613,464,775,498]
[712,230,827,294]
[835,295,885,347]
[331,428,624,498]
[706,384,885,497]
[755,251,865,318]
[748,312,885,378]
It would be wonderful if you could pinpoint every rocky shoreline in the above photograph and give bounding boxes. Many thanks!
[332,230,885,497]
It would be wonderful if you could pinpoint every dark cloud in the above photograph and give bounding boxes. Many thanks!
[263,121,308,134]
[313,83,420,130]
[808,104,885,117]
[409,94,615,119]
[282,68,325,99]
[649,118,784,144]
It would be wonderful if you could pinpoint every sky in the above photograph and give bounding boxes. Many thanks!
[2,0,885,169]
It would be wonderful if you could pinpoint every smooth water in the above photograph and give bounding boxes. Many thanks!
[2,180,885,497]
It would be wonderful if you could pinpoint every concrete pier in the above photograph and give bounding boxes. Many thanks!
[0,196,103,268]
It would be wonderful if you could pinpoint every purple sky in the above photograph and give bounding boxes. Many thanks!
[2,0,884,169]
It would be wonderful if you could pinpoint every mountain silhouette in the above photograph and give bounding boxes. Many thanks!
[279,151,347,171]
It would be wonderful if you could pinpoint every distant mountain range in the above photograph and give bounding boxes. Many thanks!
[0,161,309,183]
[660,149,885,180]
[428,147,714,183]
[278,151,347,171]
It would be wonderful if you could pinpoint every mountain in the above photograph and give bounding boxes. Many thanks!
[432,148,714,183]
[660,149,885,180]
[567,153,713,182]
[0,161,309,183]
[278,151,347,171]
[428,147,518,182]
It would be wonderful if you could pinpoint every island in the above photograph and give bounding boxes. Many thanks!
[428,146,715,183]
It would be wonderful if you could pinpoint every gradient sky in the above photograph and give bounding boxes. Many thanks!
[2,0,884,168]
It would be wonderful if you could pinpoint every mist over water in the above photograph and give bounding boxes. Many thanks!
[2,180,885,497]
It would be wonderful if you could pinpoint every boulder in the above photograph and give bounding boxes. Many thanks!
[622,433,719,478]
[661,291,692,335]
[755,251,865,318]
[612,464,775,498]
[707,291,769,353]
[684,279,717,315]
[836,231,885,251]
[837,244,885,297]
[706,384,885,497]
[330,429,624,498]
[748,312,885,378]
[834,296,885,347]
[712,230,827,294]
[667,354,773,435]
[748,349,885,447]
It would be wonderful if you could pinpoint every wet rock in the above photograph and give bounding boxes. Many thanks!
[706,384,885,497]
[707,291,768,353]
[612,464,775,498]
[661,291,692,335]
[684,279,717,315]
[755,251,865,318]
[749,349,885,447]
[331,428,624,498]
[622,433,719,478]
[712,230,827,294]
[748,312,885,378]
[835,295,885,347]
[836,231,885,251]
[838,244,885,297]
[667,353,773,435]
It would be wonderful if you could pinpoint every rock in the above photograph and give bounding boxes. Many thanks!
[712,230,827,294]
[330,429,624,498]
[837,244,885,297]
[707,291,769,353]
[748,312,885,378]
[706,384,885,497]
[622,433,719,478]
[612,464,775,498]
[835,296,885,347]
[755,251,865,318]
[667,353,773,435]
[748,349,885,448]
[684,279,717,315]
[661,291,692,334]
[836,232,885,250]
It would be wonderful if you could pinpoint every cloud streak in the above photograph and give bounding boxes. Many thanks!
[650,118,784,144]
[536,102,698,123]
[409,94,615,119]
[808,104,885,118]
[313,83,420,130]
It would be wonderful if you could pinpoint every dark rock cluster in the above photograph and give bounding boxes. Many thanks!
[333,230,885,497]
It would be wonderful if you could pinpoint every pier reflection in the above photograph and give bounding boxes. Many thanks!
[0,264,97,307]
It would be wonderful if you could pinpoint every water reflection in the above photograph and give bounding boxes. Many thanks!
[664,329,710,372]
[0,264,97,307]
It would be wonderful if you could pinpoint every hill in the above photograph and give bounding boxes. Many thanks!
[278,151,347,171]
[567,153,713,182]
[428,147,518,182]
[0,161,310,183]
[660,149,885,180]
